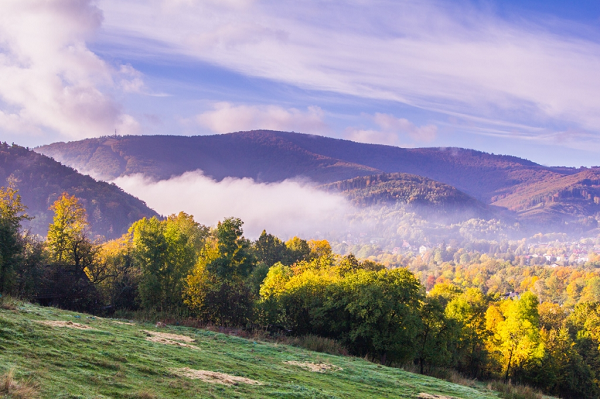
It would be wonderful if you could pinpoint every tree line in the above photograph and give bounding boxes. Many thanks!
[1,185,600,398]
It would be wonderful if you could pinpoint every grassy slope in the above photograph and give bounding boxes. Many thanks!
[0,302,501,399]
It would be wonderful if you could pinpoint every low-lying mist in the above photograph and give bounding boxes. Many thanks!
[113,171,355,239]
[112,170,597,255]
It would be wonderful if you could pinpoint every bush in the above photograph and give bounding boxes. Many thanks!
[488,380,543,399]
[282,334,349,356]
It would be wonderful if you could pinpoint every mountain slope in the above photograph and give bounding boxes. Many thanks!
[0,143,159,238]
[492,168,600,225]
[320,173,495,219]
[37,133,381,185]
[0,300,500,398]
[37,130,600,227]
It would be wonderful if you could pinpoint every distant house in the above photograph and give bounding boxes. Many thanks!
[419,245,428,255]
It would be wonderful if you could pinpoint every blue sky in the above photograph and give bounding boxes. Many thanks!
[1,0,600,167]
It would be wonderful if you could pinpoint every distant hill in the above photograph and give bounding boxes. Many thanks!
[492,168,600,225]
[320,173,495,219]
[36,130,600,228]
[0,143,159,239]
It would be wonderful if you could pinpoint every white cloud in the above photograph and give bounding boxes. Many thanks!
[373,113,437,143]
[113,171,352,239]
[99,0,600,139]
[0,0,140,139]
[346,113,437,146]
[345,129,400,146]
[118,64,145,93]
[196,102,327,134]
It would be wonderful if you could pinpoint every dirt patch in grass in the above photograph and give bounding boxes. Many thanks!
[145,336,200,350]
[284,361,342,373]
[112,320,135,326]
[417,394,455,399]
[35,320,94,330]
[142,330,195,342]
[171,367,262,386]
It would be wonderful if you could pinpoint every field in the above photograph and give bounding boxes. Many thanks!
[0,301,508,399]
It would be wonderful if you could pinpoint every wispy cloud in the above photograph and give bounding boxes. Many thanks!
[99,0,600,140]
[345,113,437,146]
[195,102,328,134]
[0,0,141,139]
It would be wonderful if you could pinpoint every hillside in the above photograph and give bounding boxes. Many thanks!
[491,168,600,225]
[0,300,500,398]
[35,131,553,202]
[320,173,495,218]
[36,131,600,228]
[0,143,159,239]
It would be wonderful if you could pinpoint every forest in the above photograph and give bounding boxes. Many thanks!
[3,184,600,398]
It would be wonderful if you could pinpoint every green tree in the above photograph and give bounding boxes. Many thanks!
[131,214,204,311]
[253,230,288,267]
[206,217,254,280]
[184,217,255,326]
[320,268,423,364]
[130,217,167,310]
[416,296,456,373]
[0,184,29,293]
[446,288,490,377]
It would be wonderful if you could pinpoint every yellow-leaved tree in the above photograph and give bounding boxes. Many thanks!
[486,292,544,382]
[47,192,95,270]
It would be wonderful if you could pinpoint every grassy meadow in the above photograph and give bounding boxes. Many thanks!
[1,300,511,398]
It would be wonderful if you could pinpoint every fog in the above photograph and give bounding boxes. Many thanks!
[113,171,354,239]
[111,170,591,250]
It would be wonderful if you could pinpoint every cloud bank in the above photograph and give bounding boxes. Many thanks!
[0,0,140,139]
[113,171,352,239]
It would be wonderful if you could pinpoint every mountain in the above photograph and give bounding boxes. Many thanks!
[319,172,495,219]
[36,130,600,228]
[0,143,159,238]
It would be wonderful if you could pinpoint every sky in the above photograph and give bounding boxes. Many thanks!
[1,0,600,167]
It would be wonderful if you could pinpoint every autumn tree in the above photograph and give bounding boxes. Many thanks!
[47,193,95,270]
[486,292,544,382]
[45,193,101,310]
[445,288,490,377]
[285,236,311,263]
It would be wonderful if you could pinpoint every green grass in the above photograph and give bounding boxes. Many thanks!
[0,301,502,398]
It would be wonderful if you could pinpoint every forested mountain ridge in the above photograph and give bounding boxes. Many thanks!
[0,143,159,238]
[36,130,600,227]
[320,173,496,219]
[37,132,381,184]
[36,130,552,202]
